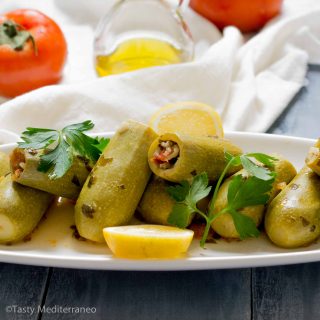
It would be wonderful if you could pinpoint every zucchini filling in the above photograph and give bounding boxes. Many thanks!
[306,146,320,175]
[10,148,26,179]
[153,140,180,169]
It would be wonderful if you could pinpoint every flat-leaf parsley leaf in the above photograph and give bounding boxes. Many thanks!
[18,120,109,179]
[167,173,212,229]
[167,152,277,247]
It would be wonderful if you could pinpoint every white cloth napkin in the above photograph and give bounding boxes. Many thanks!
[0,0,319,144]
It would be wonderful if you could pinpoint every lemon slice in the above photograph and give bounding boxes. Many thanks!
[103,225,194,259]
[149,101,224,137]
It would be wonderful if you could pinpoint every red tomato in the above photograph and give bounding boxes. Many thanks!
[0,9,67,98]
[189,0,283,33]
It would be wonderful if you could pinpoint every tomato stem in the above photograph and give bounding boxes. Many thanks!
[4,22,18,37]
[0,20,38,54]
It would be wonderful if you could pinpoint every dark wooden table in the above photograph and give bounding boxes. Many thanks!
[0,65,319,320]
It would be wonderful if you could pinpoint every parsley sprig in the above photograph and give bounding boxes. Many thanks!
[167,153,277,247]
[18,121,109,180]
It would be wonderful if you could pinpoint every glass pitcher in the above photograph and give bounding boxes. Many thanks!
[94,0,194,77]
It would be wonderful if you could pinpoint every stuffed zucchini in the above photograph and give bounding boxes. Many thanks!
[148,133,242,183]
[0,175,53,244]
[75,120,157,242]
[11,148,92,199]
[265,166,320,248]
[211,156,297,239]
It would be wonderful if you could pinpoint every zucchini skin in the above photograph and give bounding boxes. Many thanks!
[0,152,10,177]
[265,166,320,248]
[211,156,297,239]
[75,120,157,243]
[138,175,209,226]
[148,133,242,183]
[10,148,91,199]
[138,176,176,226]
[0,175,53,244]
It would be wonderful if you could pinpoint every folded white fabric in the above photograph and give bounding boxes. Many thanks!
[0,0,319,144]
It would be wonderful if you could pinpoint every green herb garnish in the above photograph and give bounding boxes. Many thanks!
[167,153,277,247]
[167,174,212,228]
[18,120,109,179]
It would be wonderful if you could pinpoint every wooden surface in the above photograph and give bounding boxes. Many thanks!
[0,65,319,320]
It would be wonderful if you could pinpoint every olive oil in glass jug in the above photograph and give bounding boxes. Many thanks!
[94,0,194,77]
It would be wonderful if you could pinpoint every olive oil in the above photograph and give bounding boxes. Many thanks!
[95,38,183,77]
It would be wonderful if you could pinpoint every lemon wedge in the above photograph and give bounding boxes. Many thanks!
[103,225,194,259]
[149,101,224,137]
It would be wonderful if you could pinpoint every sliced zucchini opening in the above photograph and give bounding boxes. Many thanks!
[152,140,180,170]
[10,148,26,179]
[306,146,320,175]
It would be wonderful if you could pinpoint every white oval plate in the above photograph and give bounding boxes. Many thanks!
[0,132,318,270]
